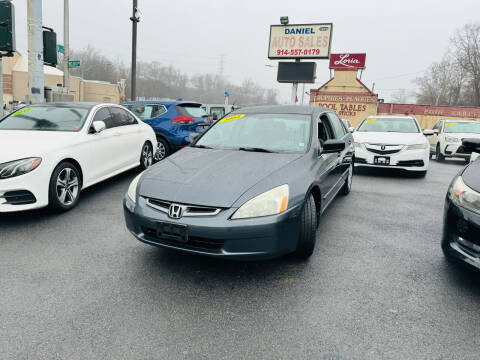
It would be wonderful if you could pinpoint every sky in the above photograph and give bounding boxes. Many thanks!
[11,0,480,103]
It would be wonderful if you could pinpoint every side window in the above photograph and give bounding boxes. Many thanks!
[318,114,335,146]
[91,107,113,131]
[328,112,347,138]
[110,107,137,127]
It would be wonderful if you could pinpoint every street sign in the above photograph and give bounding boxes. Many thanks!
[224,91,229,98]
[268,23,333,59]
[57,44,64,53]
[68,60,80,68]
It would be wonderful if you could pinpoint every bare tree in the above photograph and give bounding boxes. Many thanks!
[391,89,415,103]
[451,23,480,106]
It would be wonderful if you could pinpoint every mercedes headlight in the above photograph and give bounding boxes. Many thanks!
[127,172,143,203]
[0,158,42,179]
[232,184,289,219]
[445,136,460,143]
[449,176,480,215]
[406,143,428,150]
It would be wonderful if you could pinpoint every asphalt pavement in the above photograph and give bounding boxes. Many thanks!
[1,159,479,360]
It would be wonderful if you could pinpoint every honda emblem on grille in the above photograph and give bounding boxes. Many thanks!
[168,204,185,219]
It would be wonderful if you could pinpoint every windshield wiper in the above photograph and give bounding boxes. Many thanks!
[192,144,214,149]
[238,147,276,153]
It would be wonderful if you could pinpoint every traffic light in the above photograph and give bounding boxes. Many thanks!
[43,29,57,66]
[0,1,15,54]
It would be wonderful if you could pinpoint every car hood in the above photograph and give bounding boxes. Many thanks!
[462,159,480,193]
[139,147,302,207]
[0,130,78,163]
[353,131,427,145]
[444,133,480,140]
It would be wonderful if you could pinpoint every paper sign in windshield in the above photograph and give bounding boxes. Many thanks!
[220,114,245,123]
[445,122,455,126]
[365,118,377,124]
[11,108,33,117]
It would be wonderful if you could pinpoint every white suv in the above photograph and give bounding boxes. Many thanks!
[428,119,480,162]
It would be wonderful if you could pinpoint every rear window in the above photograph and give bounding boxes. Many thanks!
[177,105,209,119]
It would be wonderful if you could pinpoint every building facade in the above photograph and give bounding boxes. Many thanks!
[310,62,480,129]
[2,53,124,107]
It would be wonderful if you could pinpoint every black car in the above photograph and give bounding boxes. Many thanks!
[442,138,480,270]
[123,105,354,260]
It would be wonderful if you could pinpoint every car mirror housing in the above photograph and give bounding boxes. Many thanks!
[92,120,106,133]
[423,129,434,136]
[462,138,480,153]
[433,129,439,135]
[321,139,346,154]
[348,126,355,133]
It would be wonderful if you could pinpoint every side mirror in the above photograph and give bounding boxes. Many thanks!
[423,129,434,136]
[348,126,355,133]
[321,139,346,154]
[92,120,106,133]
[189,132,200,144]
[433,129,439,135]
[462,138,480,153]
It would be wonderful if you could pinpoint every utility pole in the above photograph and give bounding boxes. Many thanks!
[27,0,44,103]
[130,0,140,101]
[63,0,69,93]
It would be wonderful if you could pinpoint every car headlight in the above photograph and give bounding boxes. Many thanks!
[445,136,461,143]
[405,143,428,150]
[127,172,143,203]
[231,184,289,219]
[0,158,42,179]
[449,176,480,215]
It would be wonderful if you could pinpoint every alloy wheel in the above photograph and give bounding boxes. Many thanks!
[155,142,166,161]
[56,168,79,206]
[142,144,153,168]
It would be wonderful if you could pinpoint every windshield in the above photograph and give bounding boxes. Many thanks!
[124,104,164,120]
[195,113,311,152]
[443,121,480,134]
[0,106,90,132]
[357,117,419,133]
[177,105,209,118]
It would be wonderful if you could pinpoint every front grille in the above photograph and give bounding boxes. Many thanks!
[397,160,424,167]
[365,143,403,155]
[1,190,36,205]
[145,197,221,217]
[455,146,471,155]
[142,226,224,252]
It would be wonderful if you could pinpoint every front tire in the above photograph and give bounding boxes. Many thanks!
[293,194,317,259]
[48,162,81,212]
[436,144,444,161]
[140,142,153,170]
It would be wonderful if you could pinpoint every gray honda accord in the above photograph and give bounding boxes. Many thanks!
[123,105,354,260]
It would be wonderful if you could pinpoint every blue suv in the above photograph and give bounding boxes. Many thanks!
[122,101,211,160]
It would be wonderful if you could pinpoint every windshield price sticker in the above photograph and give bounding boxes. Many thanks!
[220,114,245,123]
[365,118,377,124]
[446,122,455,126]
[11,108,33,117]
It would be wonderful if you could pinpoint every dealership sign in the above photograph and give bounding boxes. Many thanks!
[329,53,366,69]
[268,23,333,59]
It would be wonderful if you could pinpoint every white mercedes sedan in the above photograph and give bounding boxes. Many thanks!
[353,115,431,177]
[0,102,157,212]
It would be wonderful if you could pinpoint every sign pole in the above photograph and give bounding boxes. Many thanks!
[27,0,45,104]
[63,0,69,94]
[291,58,300,104]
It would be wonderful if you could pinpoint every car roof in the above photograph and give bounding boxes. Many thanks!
[121,100,202,106]
[233,105,329,115]
[366,115,415,119]
[440,119,478,122]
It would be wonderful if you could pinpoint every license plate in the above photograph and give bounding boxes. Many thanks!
[374,156,390,165]
[156,222,188,243]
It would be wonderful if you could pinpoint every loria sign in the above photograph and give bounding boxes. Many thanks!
[268,23,333,59]
[329,53,366,69]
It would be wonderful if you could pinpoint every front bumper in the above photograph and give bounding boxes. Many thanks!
[354,146,429,171]
[441,143,471,159]
[0,165,50,212]
[123,196,302,260]
[442,196,480,271]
